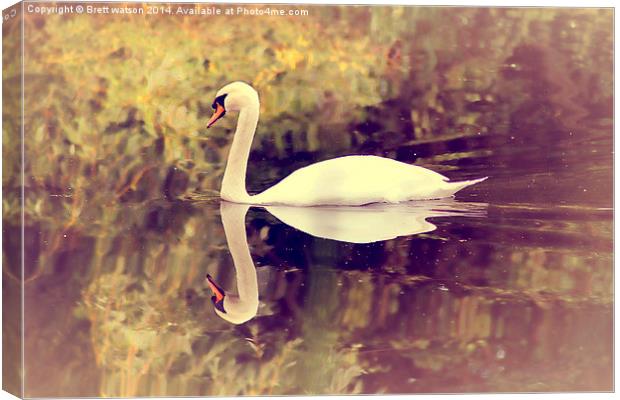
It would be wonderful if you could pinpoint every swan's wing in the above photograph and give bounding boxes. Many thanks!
[315,155,449,181]
[254,155,450,205]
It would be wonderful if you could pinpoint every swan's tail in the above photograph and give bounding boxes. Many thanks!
[445,176,488,196]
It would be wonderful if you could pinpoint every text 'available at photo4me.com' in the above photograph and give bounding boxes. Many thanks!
[23,3,310,17]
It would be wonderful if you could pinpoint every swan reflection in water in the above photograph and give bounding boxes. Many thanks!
[206,199,488,324]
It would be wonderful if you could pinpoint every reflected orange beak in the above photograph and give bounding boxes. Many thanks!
[207,103,226,128]
[206,274,225,303]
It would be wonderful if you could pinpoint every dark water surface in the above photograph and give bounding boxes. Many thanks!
[4,6,612,397]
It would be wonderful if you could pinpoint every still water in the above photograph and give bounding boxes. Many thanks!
[18,128,612,396]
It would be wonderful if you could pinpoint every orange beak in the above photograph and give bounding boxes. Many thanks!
[206,274,225,303]
[207,103,226,128]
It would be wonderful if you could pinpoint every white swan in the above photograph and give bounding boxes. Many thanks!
[207,81,487,206]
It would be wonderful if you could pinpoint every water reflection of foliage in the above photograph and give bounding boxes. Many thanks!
[65,202,365,396]
[13,194,613,396]
[18,200,612,396]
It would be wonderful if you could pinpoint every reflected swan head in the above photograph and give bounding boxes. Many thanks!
[206,272,258,325]
[206,274,226,314]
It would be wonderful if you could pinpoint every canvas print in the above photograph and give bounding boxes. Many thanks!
[2,1,613,397]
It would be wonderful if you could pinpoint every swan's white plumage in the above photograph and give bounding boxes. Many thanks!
[253,155,484,206]
[210,82,487,206]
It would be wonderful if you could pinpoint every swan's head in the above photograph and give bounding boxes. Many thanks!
[207,81,259,128]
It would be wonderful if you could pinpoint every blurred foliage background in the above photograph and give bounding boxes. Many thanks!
[2,4,613,397]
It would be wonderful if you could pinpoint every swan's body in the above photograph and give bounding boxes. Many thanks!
[207,81,487,206]
[255,155,486,206]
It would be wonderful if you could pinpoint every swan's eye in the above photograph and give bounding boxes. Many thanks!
[212,94,228,110]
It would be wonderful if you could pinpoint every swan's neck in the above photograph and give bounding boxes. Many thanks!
[221,105,259,203]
